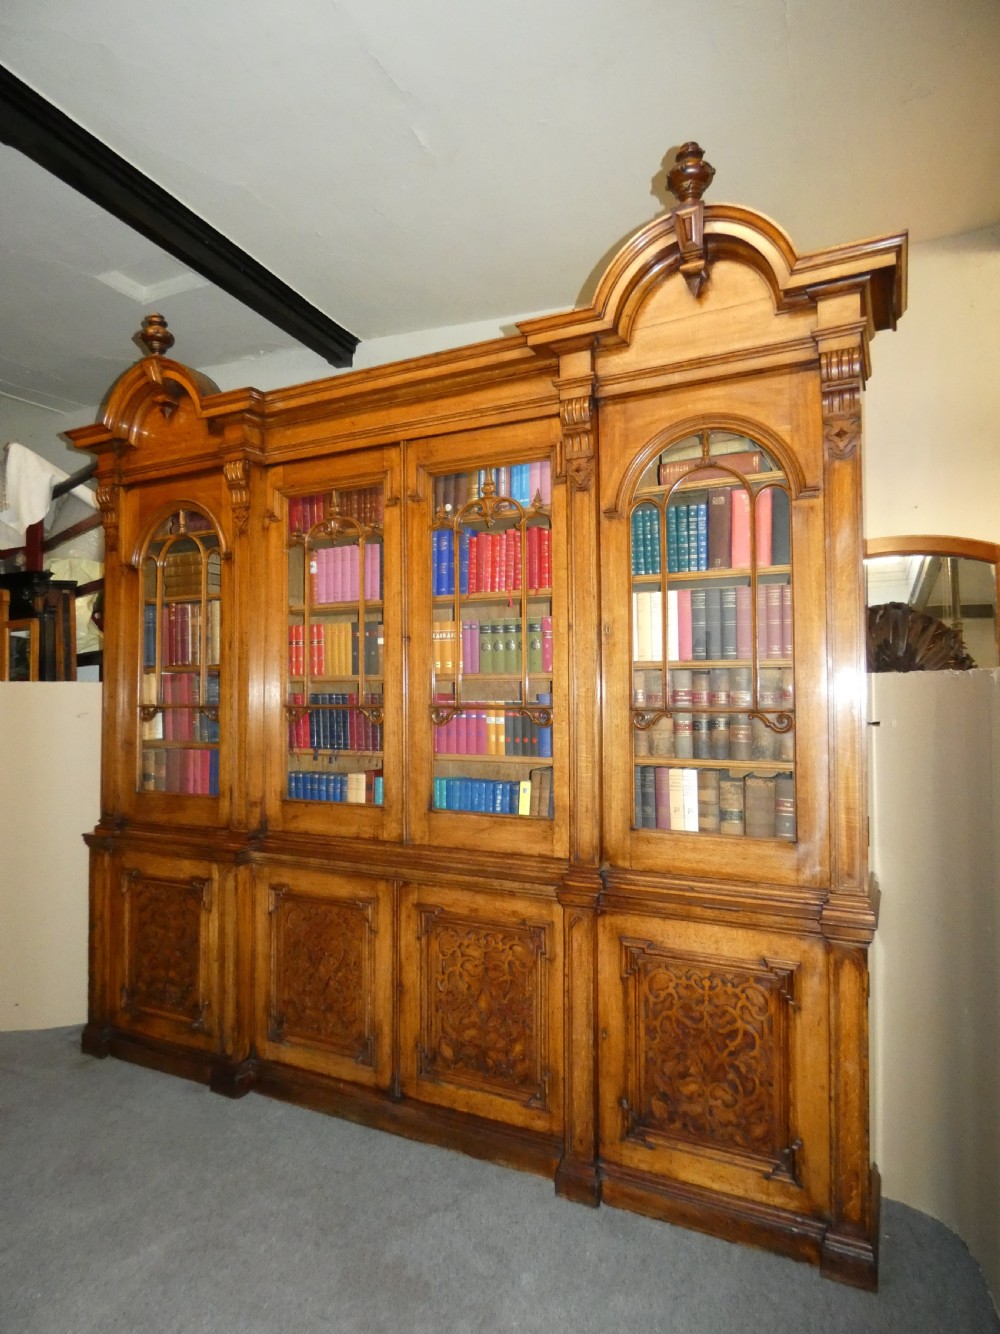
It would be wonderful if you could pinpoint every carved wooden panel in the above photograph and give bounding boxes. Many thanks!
[268,886,375,1066]
[416,907,551,1108]
[120,869,211,1030]
[619,939,800,1180]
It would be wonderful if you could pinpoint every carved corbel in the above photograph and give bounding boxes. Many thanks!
[819,347,864,461]
[96,482,120,553]
[224,458,251,536]
[667,142,716,298]
[558,392,596,492]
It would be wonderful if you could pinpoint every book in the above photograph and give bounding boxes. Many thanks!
[707,488,732,569]
[731,489,751,567]
[705,588,722,660]
[775,774,796,840]
[771,487,791,565]
[658,449,764,487]
[697,769,721,833]
[745,774,777,838]
[754,486,773,566]
[719,776,746,836]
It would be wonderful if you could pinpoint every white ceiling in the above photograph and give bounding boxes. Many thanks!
[2,0,1000,418]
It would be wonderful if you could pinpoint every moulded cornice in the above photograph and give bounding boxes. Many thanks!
[518,203,907,356]
[98,355,222,447]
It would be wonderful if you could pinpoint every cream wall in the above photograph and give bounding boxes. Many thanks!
[0,683,101,1029]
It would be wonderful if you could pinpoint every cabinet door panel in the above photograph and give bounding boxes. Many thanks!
[254,867,394,1090]
[263,452,403,843]
[405,424,568,859]
[112,852,221,1050]
[598,911,830,1215]
[399,882,563,1134]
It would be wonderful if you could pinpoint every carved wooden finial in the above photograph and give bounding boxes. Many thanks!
[667,142,715,205]
[666,143,716,298]
[138,313,175,357]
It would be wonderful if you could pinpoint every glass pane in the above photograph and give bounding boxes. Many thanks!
[430,461,553,819]
[139,510,221,796]
[286,485,385,806]
[631,431,795,840]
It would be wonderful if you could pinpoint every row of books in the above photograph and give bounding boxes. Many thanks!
[432,767,554,818]
[144,601,222,669]
[432,699,553,757]
[633,767,795,838]
[160,510,214,536]
[288,622,383,678]
[633,667,794,763]
[140,671,220,742]
[155,548,222,600]
[657,447,767,489]
[631,485,790,574]
[288,692,384,753]
[307,541,382,604]
[140,746,220,796]
[433,461,552,514]
[288,486,384,535]
[287,769,384,804]
[632,582,792,663]
[432,617,554,676]
[432,525,552,597]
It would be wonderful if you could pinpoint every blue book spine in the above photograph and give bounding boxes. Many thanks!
[648,508,662,574]
[433,776,446,810]
[209,750,219,797]
[687,506,699,573]
[374,775,384,806]
[144,605,156,667]
[676,504,690,572]
[630,510,643,575]
[459,530,470,595]
[445,777,461,810]
[472,779,487,813]
[507,781,519,814]
[667,505,679,573]
[459,778,473,812]
[536,692,553,758]
[697,501,708,571]
[443,528,455,595]
[431,529,441,596]
[308,692,320,750]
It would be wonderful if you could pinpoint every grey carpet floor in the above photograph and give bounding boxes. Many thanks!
[0,1027,996,1334]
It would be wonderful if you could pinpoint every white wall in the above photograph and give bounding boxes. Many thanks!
[870,671,1000,1298]
[865,224,1000,544]
[0,683,101,1030]
[0,397,92,476]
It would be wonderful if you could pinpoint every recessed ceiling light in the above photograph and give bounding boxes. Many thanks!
[95,268,211,303]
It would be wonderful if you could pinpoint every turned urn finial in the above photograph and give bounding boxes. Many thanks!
[667,142,716,205]
[138,312,175,357]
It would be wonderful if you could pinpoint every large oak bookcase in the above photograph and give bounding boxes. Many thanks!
[71,147,906,1287]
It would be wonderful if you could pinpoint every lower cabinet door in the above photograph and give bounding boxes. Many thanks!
[254,866,394,1090]
[399,881,564,1136]
[111,851,221,1051]
[598,909,832,1219]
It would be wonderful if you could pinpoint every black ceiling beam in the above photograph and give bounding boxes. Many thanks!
[0,63,359,367]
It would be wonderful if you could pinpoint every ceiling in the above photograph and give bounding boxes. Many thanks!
[2,0,1000,421]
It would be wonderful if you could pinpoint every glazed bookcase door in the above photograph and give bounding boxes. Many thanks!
[406,429,568,857]
[265,452,402,840]
[603,426,827,886]
[131,504,227,824]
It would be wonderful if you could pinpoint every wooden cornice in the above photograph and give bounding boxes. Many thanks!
[0,63,359,367]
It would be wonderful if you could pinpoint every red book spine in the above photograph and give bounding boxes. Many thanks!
[512,530,522,590]
[309,623,324,676]
[504,529,517,592]
[491,533,503,592]
[200,749,211,796]
[755,487,773,566]
[468,533,479,593]
[526,527,540,591]
[478,533,492,592]
[539,529,552,589]
[475,707,488,755]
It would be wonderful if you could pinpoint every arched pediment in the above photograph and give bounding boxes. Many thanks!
[98,314,220,447]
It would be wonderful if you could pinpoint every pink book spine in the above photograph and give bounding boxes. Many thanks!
[475,707,489,756]
[539,459,551,505]
[200,749,211,797]
[349,546,359,602]
[529,460,542,505]
[455,711,469,755]
[526,527,540,590]
[677,589,693,662]
[781,583,793,658]
[731,489,751,568]
[654,767,671,829]
[504,529,517,592]
[539,529,551,589]
[757,585,768,658]
[541,616,553,672]
[735,586,752,659]
[754,487,773,566]
[512,531,522,590]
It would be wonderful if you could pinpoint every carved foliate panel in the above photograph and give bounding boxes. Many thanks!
[120,870,211,1030]
[416,907,551,1107]
[619,939,799,1179]
[269,888,375,1065]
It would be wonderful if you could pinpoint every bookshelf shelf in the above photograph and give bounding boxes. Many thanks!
[73,155,903,1287]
